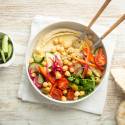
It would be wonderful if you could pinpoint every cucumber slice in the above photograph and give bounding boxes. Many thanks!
[38,74,44,84]
[92,68,102,77]
[7,43,13,60]
[29,63,41,72]
[0,50,6,63]
[2,35,9,54]
[33,52,44,63]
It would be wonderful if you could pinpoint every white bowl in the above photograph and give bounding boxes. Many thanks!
[0,32,15,68]
[26,21,107,104]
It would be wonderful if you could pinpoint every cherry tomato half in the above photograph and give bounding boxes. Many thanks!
[57,77,69,90]
[50,88,63,100]
[95,48,106,67]
[67,89,74,100]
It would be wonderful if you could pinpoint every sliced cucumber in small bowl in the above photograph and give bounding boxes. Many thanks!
[0,32,14,67]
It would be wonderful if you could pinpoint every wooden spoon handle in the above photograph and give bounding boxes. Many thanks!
[88,0,111,28]
[101,14,125,39]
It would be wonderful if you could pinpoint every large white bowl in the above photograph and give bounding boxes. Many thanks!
[26,21,107,104]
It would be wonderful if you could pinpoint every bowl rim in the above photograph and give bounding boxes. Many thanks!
[25,21,108,104]
[0,32,15,67]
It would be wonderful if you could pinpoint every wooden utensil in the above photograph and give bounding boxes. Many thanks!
[88,0,111,28]
[93,14,125,48]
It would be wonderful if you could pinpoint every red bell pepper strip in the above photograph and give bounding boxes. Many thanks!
[83,47,94,63]
[74,57,96,68]
[38,66,55,84]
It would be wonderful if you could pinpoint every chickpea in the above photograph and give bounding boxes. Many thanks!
[42,61,47,66]
[79,91,85,96]
[42,87,50,94]
[74,91,80,97]
[65,71,71,77]
[55,71,62,79]
[63,65,68,71]
[31,73,36,77]
[67,55,72,61]
[61,52,67,56]
[67,47,74,54]
[53,38,59,45]
[64,43,70,49]
[45,87,51,92]
[70,53,77,58]
[56,45,61,51]
[61,96,67,101]
[48,68,52,72]
[48,82,52,87]
[29,58,34,64]
[58,38,64,44]
[59,46,65,52]
[63,90,67,95]
[69,67,75,73]
[68,62,72,66]
[74,96,78,100]
[51,47,56,53]
[95,77,101,84]
[63,59,69,65]
[72,60,76,64]
[35,47,43,54]
[43,82,49,87]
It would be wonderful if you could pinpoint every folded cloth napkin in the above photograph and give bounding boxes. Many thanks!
[18,15,117,115]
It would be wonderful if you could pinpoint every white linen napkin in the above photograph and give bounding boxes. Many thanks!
[18,15,117,115]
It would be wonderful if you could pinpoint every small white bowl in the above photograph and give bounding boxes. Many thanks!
[26,21,107,104]
[0,32,15,67]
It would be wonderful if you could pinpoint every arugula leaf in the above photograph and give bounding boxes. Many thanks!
[68,76,74,82]
[68,74,96,94]
[81,75,95,94]
[75,78,80,84]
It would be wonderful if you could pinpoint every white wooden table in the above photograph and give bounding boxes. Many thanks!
[0,0,125,125]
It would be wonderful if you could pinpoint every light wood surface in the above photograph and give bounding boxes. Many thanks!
[0,0,125,125]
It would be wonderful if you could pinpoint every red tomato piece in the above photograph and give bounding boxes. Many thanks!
[57,77,69,90]
[95,48,106,66]
[50,88,63,100]
[67,89,74,100]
